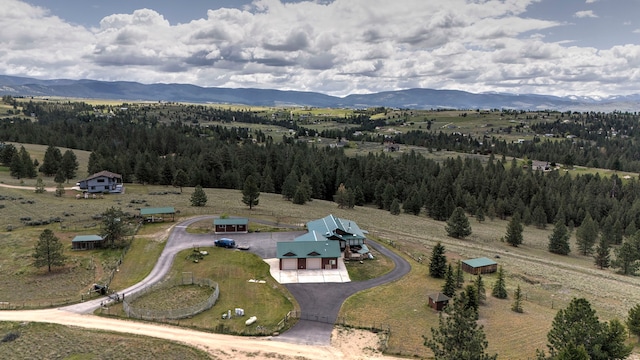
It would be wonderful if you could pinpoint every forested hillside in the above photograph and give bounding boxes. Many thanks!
[1,99,640,243]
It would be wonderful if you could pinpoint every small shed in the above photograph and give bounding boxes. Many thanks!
[428,292,450,311]
[140,207,176,222]
[462,257,498,275]
[72,235,105,250]
[213,218,248,234]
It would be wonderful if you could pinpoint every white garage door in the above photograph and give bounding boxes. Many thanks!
[281,258,297,270]
[306,258,322,270]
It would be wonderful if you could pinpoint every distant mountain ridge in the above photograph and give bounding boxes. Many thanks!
[1,74,638,111]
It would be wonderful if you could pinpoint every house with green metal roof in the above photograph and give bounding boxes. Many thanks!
[306,214,367,251]
[140,207,176,222]
[72,235,105,250]
[213,217,248,234]
[461,257,498,275]
[277,232,341,270]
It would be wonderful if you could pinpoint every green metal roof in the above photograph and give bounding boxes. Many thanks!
[305,214,366,241]
[462,257,497,268]
[213,218,248,225]
[140,207,175,215]
[72,235,104,243]
[277,240,341,259]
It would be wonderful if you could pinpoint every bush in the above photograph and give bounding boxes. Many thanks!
[1,332,20,343]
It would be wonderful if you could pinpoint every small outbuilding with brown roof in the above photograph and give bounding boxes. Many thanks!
[428,292,450,311]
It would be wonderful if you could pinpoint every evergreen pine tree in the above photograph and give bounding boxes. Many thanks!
[475,275,486,304]
[442,264,456,297]
[429,242,447,279]
[54,168,66,185]
[9,152,23,178]
[55,182,65,197]
[102,207,128,247]
[334,183,350,209]
[445,206,472,239]
[491,266,508,299]
[546,298,632,359]
[241,175,260,209]
[261,173,275,193]
[594,236,611,269]
[464,284,479,317]
[34,177,45,193]
[39,145,62,176]
[548,220,571,255]
[382,184,396,211]
[190,185,208,207]
[390,198,401,215]
[505,214,524,247]
[455,260,464,288]
[60,149,79,182]
[282,171,298,200]
[172,169,188,193]
[576,213,598,255]
[511,284,523,313]
[612,240,639,275]
[160,160,174,186]
[424,292,497,360]
[627,303,640,340]
[487,203,496,221]
[32,229,66,272]
[475,207,485,222]
[532,205,547,229]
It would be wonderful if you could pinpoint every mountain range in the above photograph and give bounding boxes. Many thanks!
[1,75,639,111]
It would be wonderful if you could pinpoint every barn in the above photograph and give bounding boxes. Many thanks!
[213,218,248,234]
[428,292,450,311]
[72,235,106,250]
[277,232,341,270]
[461,257,498,275]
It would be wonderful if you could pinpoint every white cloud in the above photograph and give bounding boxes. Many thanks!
[0,0,638,98]
[574,10,598,18]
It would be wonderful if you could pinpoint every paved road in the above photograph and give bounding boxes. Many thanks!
[59,215,411,346]
[278,240,411,345]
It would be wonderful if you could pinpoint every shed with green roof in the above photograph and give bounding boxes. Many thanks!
[72,235,105,250]
[461,257,498,275]
[213,217,248,234]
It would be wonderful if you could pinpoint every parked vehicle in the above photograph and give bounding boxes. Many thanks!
[214,238,236,248]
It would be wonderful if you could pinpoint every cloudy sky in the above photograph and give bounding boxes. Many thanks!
[3,0,639,97]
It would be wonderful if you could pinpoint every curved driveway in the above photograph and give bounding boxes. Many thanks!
[61,216,411,345]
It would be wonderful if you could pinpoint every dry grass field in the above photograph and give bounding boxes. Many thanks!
[0,321,212,360]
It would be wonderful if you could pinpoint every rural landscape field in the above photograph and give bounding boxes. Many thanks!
[1,95,640,359]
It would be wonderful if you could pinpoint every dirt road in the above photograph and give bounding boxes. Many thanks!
[0,309,393,359]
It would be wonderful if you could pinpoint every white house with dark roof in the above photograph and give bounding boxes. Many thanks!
[78,171,124,193]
